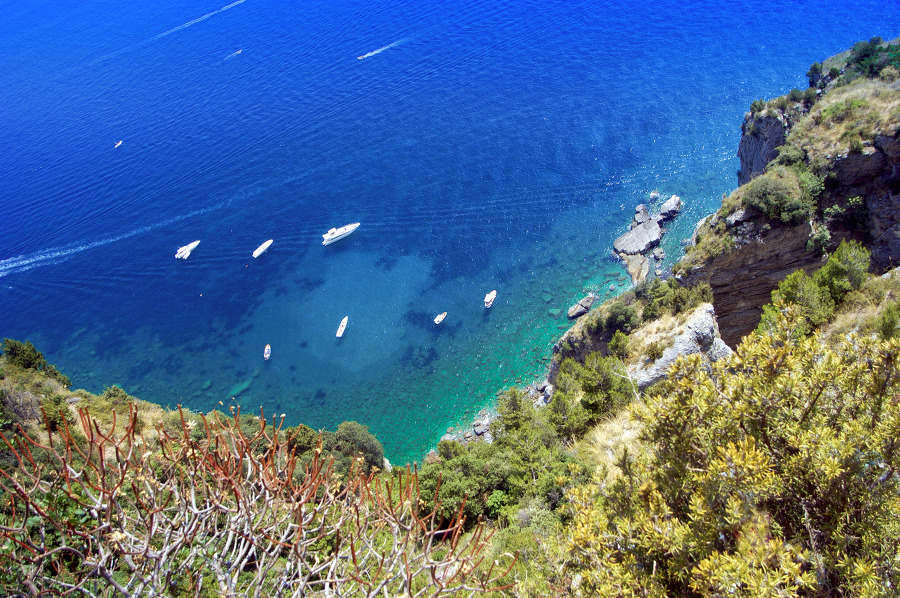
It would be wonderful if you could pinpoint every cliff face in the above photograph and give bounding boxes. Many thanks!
[681,220,821,347]
[830,130,900,270]
[737,112,792,185]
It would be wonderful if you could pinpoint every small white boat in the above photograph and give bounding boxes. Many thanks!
[336,316,348,337]
[322,222,360,246]
[175,240,201,259]
[253,239,273,258]
[484,290,497,308]
[264,344,271,360]
[434,312,447,325]
[114,140,123,148]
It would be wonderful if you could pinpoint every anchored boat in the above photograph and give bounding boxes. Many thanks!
[322,222,360,246]
[253,239,273,258]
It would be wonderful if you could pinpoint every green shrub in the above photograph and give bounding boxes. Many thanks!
[774,144,804,166]
[645,341,664,362]
[873,299,900,340]
[758,269,835,337]
[741,169,811,224]
[750,99,766,114]
[813,239,871,304]
[608,330,630,359]
[820,97,869,124]
[102,384,130,406]
[1,339,70,387]
[605,301,639,335]
[332,421,384,474]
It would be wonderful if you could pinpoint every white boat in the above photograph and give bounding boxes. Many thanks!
[264,344,271,360]
[115,140,123,148]
[484,290,497,308]
[253,239,273,258]
[336,316,349,337]
[434,312,447,325]
[175,240,201,259]
[322,222,360,246]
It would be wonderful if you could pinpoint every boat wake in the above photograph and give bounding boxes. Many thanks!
[89,0,248,66]
[357,38,407,60]
[149,0,247,42]
[0,206,217,278]
[224,49,243,60]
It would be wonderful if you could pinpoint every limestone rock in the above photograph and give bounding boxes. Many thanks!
[567,295,596,319]
[632,204,651,228]
[613,220,662,255]
[657,194,683,221]
[737,112,791,185]
[620,253,650,285]
[627,303,733,391]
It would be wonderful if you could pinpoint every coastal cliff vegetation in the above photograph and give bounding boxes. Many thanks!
[3,38,900,597]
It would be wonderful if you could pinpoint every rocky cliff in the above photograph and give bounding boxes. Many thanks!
[737,111,793,185]
[681,219,821,347]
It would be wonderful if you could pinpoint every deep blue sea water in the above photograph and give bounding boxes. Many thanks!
[2,0,898,464]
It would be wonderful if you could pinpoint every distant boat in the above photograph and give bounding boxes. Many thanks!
[484,290,497,308]
[322,222,360,246]
[114,140,123,148]
[336,316,348,337]
[434,312,447,325]
[175,240,201,259]
[253,239,273,258]
[263,344,271,360]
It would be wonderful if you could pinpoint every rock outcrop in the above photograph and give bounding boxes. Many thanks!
[737,111,792,185]
[627,303,732,391]
[614,220,662,255]
[613,195,683,285]
[567,295,596,319]
[681,219,822,347]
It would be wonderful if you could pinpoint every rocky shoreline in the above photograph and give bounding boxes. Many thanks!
[433,191,688,454]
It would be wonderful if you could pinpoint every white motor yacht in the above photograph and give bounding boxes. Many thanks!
[484,290,497,308]
[253,239,273,258]
[322,222,360,245]
[175,240,200,259]
[336,316,349,337]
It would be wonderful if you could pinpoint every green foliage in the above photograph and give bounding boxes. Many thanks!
[813,239,871,304]
[331,420,384,474]
[741,168,811,225]
[639,278,713,323]
[806,224,832,253]
[40,394,73,433]
[750,99,766,114]
[558,305,900,596]
[774,144,804,166]
[608,330,629,359]
[1,339,70,387]
[758,269,835,337]
[556,354,632,422]
[645,341,664,362]
[101,384,130,406]
[820,97,870,124]
[604,300,639,335]
[873,298,900,340]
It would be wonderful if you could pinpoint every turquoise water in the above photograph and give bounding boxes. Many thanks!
[2,0,898,464]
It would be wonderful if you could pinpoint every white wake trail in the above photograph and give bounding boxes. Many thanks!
[0,206,219,278]
[357,38,407,60]
[149,0,247,42]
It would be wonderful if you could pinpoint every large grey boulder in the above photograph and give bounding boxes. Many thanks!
[657,195,683,222]
[627,303,733,391]
[567,295,596,319]
[613,220,662,255]
[632,204,652,228]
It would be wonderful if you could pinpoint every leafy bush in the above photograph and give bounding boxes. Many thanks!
[873,298,900,339]
[774,144,804,166]
[645,341,664,362]
[557,305,900,596]
[740,168,811,224]
[605,301,639,335]
[758,269,835,337]
[608,330,630,359]
[1,339,69,387]
[813,239,871,304]
[331,420,384,474]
